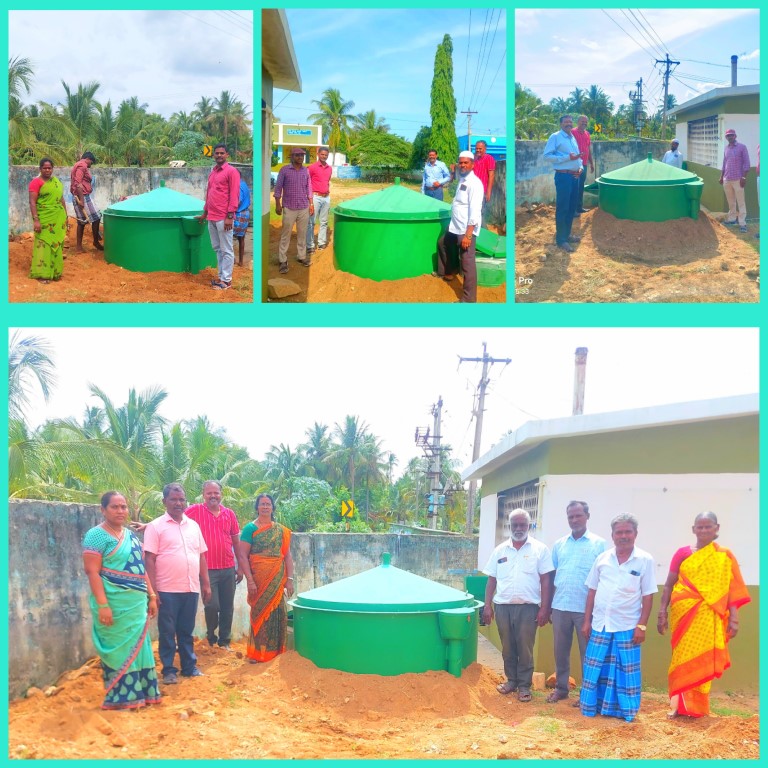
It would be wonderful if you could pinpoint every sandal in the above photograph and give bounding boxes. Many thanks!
[279,263,288,274]
[518,690,533,703]
[212,281,231,290]
[546,690,569,703]
[496,681,517,695]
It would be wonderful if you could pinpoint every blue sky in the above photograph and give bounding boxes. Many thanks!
[515,8,759,113]
[273,8,507,142]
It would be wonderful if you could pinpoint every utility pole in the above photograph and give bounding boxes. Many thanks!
[655,54,680,140]
[459,343,512,535]
[415,397,444,529]
[461,109,478,149]
[628,78,645,138]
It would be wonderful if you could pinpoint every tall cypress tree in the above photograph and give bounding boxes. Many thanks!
[429,34,458,164]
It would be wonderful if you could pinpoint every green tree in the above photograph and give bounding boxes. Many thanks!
[307,88,355,157]
[60,80,101,159]
[352,109,390,133]
[429,34,458,163]
[409,125,432,169]
[348,129,412,169]
[582,85,614,126]
[516,83,554,140]
[328,415,370,502]
[8,331,56,422]
[172,131,208,162]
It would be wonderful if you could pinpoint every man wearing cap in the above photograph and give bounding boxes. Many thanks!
[435,150,484,303]
[422,149,452,201]
[572,116,594,216]
[543,115,583,253]
[662,139,683,169]
[70,151,103,253]
[719,129,751,233]
[274,148,314,273]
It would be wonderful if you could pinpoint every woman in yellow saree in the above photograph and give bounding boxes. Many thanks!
[237,494,294,662]
[657,512,750,718]
[28,158,68,282]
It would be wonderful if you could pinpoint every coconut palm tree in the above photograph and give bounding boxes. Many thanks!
[327,415,370,502]
[307,88,355,157]
[298,422,333,482]
[264,443,304,498]
[582,85,614,126]
[8,331,56,423]
[516,83,554,139]
[60,80,101,159]
[352,109,390,133]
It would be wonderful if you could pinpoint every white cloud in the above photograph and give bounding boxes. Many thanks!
[740,48,760,61]
[581,39,601,51]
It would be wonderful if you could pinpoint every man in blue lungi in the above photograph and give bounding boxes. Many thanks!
[580,513,656,721]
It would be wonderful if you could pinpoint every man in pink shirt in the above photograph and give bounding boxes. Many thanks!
[144,483,211,685]
[572,115,594,216]
[306,147,333,254]
[197,144,241,290]
[472,140,496,203]
[185,481,242,650]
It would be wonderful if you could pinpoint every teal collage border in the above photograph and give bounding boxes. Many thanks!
[2,1,764,766]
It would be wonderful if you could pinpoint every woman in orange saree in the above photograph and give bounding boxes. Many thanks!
[237,494,294,662]
[657,512,750,718]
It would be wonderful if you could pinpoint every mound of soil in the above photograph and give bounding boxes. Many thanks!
[8,221,253,303]
[515,205,759,303]
[8,641,759,760]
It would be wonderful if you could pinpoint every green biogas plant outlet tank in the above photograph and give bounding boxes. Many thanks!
[103,181,217,273]
[332,179,452,280]
[289,553,482,677]
[595,153,704,222]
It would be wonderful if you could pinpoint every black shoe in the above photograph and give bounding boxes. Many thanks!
[578,208,588,213]
[207,637,217,647]
[162,672,178,685]
[182,667,204,678]
[557,242,574,253]
[568,235,582,243]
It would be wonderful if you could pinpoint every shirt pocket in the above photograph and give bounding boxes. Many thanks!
[617,570,639,596]
[520,555,537,575]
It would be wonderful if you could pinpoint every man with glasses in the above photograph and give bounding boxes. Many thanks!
[482,509,554,703]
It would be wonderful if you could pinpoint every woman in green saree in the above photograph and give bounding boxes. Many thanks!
[82,492,161,710]
[28,157,68,283]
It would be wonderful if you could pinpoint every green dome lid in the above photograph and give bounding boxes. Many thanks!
[104,181,205,217]
[333,179,452,221]
[598,154,701,187]
[293,552,474,612]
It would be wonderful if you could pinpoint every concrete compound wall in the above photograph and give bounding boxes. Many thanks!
[8,500,478,698]
[515,139,668,206]
[8,164,254,235]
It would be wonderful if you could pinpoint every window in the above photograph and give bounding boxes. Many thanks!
[687,115,720,167]
[495,479,540,545]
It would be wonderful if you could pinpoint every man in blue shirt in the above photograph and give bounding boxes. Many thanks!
[546,500,605,704]
[542,115,583,252]
[422,149,452,200]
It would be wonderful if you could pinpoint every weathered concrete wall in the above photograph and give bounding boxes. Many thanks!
[8,165,254,235]
[516,140,666,206]
[8,500,478,698]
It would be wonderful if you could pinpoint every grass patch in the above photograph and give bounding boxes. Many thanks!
[709,702,754,718]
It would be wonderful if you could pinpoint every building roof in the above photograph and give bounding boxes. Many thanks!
[667,84,759,118]
[262,9,301,93]
[461,394,758,482]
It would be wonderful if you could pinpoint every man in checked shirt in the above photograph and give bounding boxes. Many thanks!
[719,128,752,233]
[274,148,314,273]
[545,500,606,704]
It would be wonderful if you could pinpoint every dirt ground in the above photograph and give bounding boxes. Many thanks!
[8,219,253,303]
[514,204,760,303]
[9,640,759,760]
[266,181,506,303]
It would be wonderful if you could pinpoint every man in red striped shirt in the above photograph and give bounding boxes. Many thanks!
[185,481,242,649]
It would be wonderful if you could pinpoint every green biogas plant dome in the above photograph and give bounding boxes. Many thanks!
[332,179,451,280]
[289,553,483,677]
[595,153,704,222]
[102,181,217,273]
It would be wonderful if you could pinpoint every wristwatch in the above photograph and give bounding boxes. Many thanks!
[636,624,647,631]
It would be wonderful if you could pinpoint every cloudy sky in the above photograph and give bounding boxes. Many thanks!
[13,327,758,475]
[272,8,507,142]
[9,10,253,118]
[516,8,759,113]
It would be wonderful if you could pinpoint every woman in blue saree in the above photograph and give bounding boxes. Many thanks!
[82,491,161,710]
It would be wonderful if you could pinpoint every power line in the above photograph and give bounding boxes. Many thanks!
[467,9,492,110]
[600,9,655,60]
[636,9,671,56]
[213,10,253,33]
[461,9,472,110]
[679,58,759,71]
[471,9,502,110]
[619,9,666,60]
[218,10,253,29]
[477,49,506,112]
[179,11,251,44]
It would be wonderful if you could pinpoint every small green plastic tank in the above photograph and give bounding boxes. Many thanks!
[596,153,704,221]
[289,553,482,677]
[103,181,216,273]
[332,179,452,280]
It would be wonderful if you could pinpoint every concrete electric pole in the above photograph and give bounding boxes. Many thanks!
[459,343,511,535]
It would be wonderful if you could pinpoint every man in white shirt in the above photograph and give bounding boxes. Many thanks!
[434,150,484,302]
[579,513,657,722]
[662,139,684,169]
[483,509,554,703]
